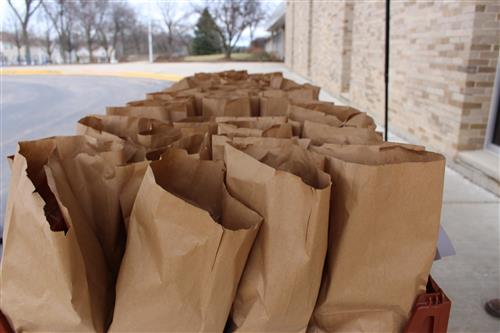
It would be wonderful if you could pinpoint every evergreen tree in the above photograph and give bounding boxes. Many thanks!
[191,8,221,55]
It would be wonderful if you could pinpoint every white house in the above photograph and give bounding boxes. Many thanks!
[265,3,285,61]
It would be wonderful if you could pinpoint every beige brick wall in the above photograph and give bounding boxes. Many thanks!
[286,0,500,158]
[457,3,500,151]
[289,0,312,77]
[309,1,345,94]
[390,2,475,156]
[285,2,294,68]
[349,2,386,124]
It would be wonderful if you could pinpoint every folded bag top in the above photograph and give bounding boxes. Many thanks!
[77,114,182,161]
[237,143,330,189]
[150,148,261,234]
[78,114,179,142]
[109,149,262,332]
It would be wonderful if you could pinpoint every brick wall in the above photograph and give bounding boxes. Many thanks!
[457,3,500,151]
[309,1,345,95]
[289,0,311,77]
[390,2,475,156]
[349,1,386,124]
[285,2,294,68]
[285,0,500,158]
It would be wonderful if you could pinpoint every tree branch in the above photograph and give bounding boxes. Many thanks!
[6,0,23,24]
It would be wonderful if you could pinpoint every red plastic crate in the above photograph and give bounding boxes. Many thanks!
[404,276,452,333]
[0,276,451,333]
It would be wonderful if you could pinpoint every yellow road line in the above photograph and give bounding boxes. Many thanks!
[2,69,64,75]
[1,68,182,81]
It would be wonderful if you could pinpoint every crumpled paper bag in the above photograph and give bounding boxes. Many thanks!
[109,149,262,332]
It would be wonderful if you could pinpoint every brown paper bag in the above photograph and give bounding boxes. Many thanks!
[206,69,249,82]
[280,78,301,89]
[77,114,151,142]
[106,104,187,122]
[115,161,149,229]
[127,96,196,117]
[308,143,446,333]
[249,94,260,116]
[146,133,211,161]
[216,116,287,125]
[217,120,293,139]
[192,91,209,115]
[211,135,311,161]
[147,87,201,102]
[77,115,181,160]
[286,84,321,101]
[135,122,182,149]
[170,89,209,116]
[259,95,290,116]
[169,133,211,159]
[146,91,176,101]
[224,144,331,332]
[0,136,131,332]
[109,149,262,332]
[343,112,377,129]
[217,123,263,138]
[202,95,252,117]
[291,102,355,120]
[303,121,383,145]
[287,104,343,136]
[165,77,198,92]
[173,116,218,136]
[288,101,375,129]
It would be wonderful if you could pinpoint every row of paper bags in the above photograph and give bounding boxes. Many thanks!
[0,71,446,333]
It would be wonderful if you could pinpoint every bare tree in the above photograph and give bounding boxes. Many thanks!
[43,22,55,63]
[157,2,193,57]
[74,0,108,63]
[128,23,148,56]
[98,2,138,62]
[42,0,78,63]
[98,24,112,62]
[7,14,23,64]
[35,8,56,63]
[208,0,257,59]
[7,0,43,65]
[246,0,266,45]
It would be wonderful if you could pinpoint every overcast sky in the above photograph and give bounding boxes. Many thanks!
[1,0,283,47]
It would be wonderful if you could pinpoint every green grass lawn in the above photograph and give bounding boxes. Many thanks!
[183,52,275,62]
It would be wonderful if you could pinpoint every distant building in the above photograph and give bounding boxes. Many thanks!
[249,37,268,54]
[265,3,285,60]
[76,46,115,64]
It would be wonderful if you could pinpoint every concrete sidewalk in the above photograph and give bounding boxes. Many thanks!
[2,62,500,331]
[433,168,499,332]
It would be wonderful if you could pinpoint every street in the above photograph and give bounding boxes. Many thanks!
[1,67,499,332]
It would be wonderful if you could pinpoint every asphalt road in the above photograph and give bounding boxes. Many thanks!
[0,75,169,233]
